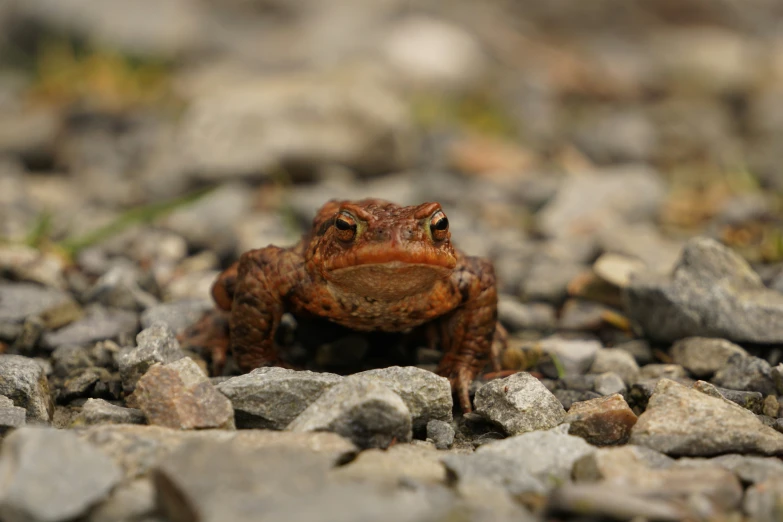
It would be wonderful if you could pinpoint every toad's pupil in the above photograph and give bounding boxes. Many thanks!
[335,218,354,231]
[432,216,448,231]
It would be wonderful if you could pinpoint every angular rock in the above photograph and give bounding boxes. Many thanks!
[75,398,145,426]
[624,237,783,343]
[0,395,26,433]
[216,367,343,429]
[426,419,455,450]
[140,299,213,335]
[77,424,357,480]
[474,372,565,435]
[0,427,122,522]
[132,358,233,430]
[565,394,637,446]
[0,354,53,423]
[693,380,764,414]
[351,366,452,430]
[588,348,640,385]
[117,321,185,392]
[41,306,138,349]
[712,354,776,396]
[670,337,748,378]
[58,366,118,402]
[476,424,594,488]
[287,379,412,449]
[630,379,783,456]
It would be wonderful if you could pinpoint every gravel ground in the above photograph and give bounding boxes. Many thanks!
[2,0,783,521]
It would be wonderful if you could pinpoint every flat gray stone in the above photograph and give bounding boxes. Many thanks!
[474,372,565,435]
[118,321,185,392]
[350,366,452,430]
[216,367,343,429]
[0,283,72,324]
[287,379,412,449]
[589,348,640,385]
[630,379,783,456]
[0,354,53,423]
[624,237,783,343]
[670,337,748,378]
[0,427,122,522]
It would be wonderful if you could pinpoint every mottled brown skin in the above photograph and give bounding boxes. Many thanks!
[206,198,503,411]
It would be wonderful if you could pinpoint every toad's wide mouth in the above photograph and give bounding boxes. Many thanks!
[322,248,457,272]
[325,262,454,300]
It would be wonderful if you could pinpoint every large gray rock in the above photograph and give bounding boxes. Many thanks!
[350,366,452,430]
[0,427,122,522]
[216,367,343,429]
[624,237,783,343]
[670,337,749,378]
[475,372,565,435]
[117,321,185,392]
[630,379,783,456]
[287,379,412,449]
[0,355,53,423]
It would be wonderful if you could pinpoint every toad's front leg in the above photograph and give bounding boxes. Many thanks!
[229,246,303,372]
[436,256,500,412]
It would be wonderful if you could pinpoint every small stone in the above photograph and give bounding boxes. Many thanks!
[58,366,116,402]
[538,336,601,377]
[520,258,586,304]
[474,372,565,435]
[565,394,638,446]
[712,354,777,396]
[0,283,73,324]
[624,237,783,343]
[140,299,213,336]
[630,379,783,456]
[554,389,602,410]
[0,354,53,423]
[350,366,452,431]
[216,367,343,430]
[83,263,159,311]
[764,395,780,418]
[615,339,654,366]
[0,427,122,522]
[593,253,648,288]
[497,296,556,331]
[638,364,688,381]
[287,379,412,449]
[51,345,93,378]
[594,372,626,396]
[670,337,748,378]
[426,419,455,450]
[75,398,145,426]
[557,299,614,331]
[41,306,138,350]
[131,359,234,430]
[0,395,26,433]
[442,453,546,497]
[117,321,185,392]
[589,348,640,385]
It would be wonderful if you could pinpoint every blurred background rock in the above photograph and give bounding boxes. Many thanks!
[1,0,782,304]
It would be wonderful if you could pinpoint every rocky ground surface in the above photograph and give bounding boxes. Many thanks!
[2,0,783,521]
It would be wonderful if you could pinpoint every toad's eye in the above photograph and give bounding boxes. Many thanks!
[334,212,357,241]
[429,210,449,241]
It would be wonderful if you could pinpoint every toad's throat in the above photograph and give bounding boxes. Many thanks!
[326,262,452,301]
